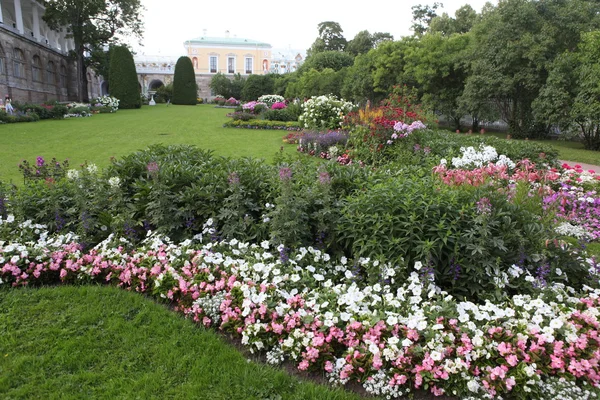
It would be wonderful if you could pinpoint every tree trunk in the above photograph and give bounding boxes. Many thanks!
[75,43,89,103]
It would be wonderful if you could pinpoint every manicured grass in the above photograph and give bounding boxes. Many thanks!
[0,285,360,400]
[0,104,296,184]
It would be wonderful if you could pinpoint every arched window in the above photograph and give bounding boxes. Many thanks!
[60,64,67,87]
[32,55,42,82]
[46,61,56,85]
[13,48,25,78]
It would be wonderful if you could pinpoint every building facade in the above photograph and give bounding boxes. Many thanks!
[0,0,102,103]
[185,33,272,99]
[134,34,305,101]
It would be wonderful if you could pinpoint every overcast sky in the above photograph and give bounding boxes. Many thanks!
[129,0,494,56]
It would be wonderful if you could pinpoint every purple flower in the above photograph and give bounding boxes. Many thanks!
[476,197,492,215]
[318,171,331,185]
[147,162,159,175]
[228,172,240,185]
[36,156,45,167]
[279,167,292,182]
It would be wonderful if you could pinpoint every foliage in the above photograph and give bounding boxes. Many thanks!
[411,2,443,36]
[108,45,141,109]
[223,119,301,130]
[301,51,354,72]
[172,57,198,105]
[241,75,275,101]
[155,83,173,103]
[40,0,144,102]
[262,109,297,122]
[307,21,347,55]
[533,31,600,150]
[209,72,245,100]
[299,95,354,130]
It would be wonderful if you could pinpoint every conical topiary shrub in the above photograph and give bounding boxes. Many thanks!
[108,45,141,109]
[172,56,198,105]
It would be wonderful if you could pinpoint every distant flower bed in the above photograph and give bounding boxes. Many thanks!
[223,119,301,131]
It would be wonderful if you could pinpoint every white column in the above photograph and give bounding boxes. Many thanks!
[14,0,24,34]
[31,1,40,40]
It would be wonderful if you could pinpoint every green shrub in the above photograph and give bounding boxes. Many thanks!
[263,109,297,122]
[50,105,68,119]
[172,57,198,105]
[223,119,301,130]
[108,45,141,109]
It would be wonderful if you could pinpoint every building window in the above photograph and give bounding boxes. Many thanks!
[192,57,198,69]
[0,57,4,74]
[46,61,56,85]
[60,65,67,87]
[32,55,42,82]
[227,56,235,73]
[245,57,253,74]
[209,56,217,73]
[13,48,25,78]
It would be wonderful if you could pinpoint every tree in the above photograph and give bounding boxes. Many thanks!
[411,2,443,36]
[346,30,373,56]
[370,38,417,95]
[40,0,144,102]
[307,21,347,55]
[462,0,600,138]
[108,45,140,109]
[429,5,479,36]
[533,32,600,149]
[300,51,354,72]
[241,74,275,101]
[405,32,471,130]
[341,52,378,104]
[209,72,232,98]
[172,57,197,105]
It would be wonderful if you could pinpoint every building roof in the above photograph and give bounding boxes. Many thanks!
[185,36,271,48]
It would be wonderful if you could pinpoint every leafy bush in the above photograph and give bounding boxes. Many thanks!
[108,46,141,109]
[263,109,297,122]
[228,111,255,121]
[172,56,198,105]
[93,95,119,112]
[223,119,301,130]
[299,95,354,130]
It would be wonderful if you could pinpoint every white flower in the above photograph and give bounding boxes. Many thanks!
[66,169,79,180]
[401,338,413,347]
[414,261,423,271]
[430,351,442,361]
[86,164,98,174]
[108,176,121,188]
[467,379,480,393]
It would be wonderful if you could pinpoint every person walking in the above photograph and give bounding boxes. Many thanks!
[5,95,14,115]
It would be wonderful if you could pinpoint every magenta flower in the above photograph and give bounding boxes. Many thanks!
[279,167,292,182]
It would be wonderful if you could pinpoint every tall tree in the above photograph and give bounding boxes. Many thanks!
[411,2,443,36]
[533,31,600,149]
[108,45,140,109]
[172,57,197,105]
[40,0,144,103]
[307,21,347,55]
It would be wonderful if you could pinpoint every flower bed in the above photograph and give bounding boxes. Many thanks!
[1,218,599,399]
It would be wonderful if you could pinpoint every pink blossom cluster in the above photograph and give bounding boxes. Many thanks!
[433,159,561,187]
[388,120,427,144]
[271,102,287,110]
[1,234,600,398]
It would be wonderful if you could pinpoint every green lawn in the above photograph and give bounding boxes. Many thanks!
[0,285,360,400]
[0,104,297,184]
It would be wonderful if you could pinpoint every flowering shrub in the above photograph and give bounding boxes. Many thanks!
[93,95,119,112]
[225,97,239,106]
[299,95,354,130]
[213,96,226,105]
[242,101,267,114]
[445,144,516,170]
[18,156,69,182]
[297,130,349,160]
[258,94,285,107]
[1,220,600,399]
[271,101,287,110]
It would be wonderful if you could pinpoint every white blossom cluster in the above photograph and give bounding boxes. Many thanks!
[555,221,593,239]
[363,369,410,399]
[451,144,516,169]
[94,95,120,112]
[298,95,354,129]
[257,94,285,107]
[193,291,226,324]
[539,377,599,400]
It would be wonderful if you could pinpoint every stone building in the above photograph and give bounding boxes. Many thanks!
[0,0,103,104]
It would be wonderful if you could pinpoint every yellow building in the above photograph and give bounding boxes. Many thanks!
[184,33,272,99]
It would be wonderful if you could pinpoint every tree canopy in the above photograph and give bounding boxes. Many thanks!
[40,0,144,102]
